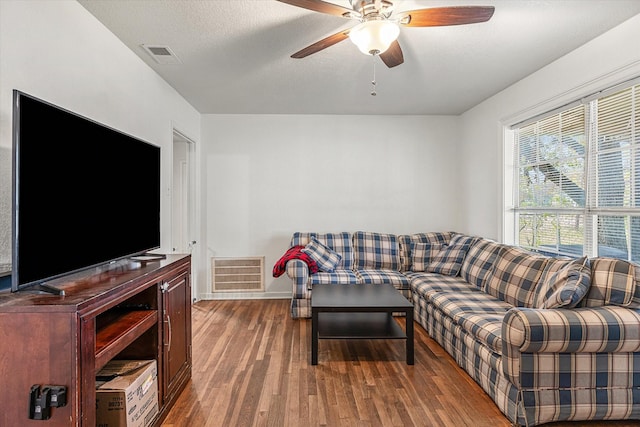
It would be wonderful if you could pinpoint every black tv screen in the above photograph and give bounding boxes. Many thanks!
[12,90,161,292]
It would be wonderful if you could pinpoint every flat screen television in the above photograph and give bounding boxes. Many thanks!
[11,90,161,293]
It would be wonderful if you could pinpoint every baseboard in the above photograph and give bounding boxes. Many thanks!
[199,291,291,300]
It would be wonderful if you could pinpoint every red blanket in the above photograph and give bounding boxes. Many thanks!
[272,245,318,277]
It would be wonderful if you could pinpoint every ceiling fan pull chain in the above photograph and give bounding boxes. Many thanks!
[371,54,377,96]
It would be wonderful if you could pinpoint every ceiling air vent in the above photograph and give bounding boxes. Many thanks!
[141,44,181,64]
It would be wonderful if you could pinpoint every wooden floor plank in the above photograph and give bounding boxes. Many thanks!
[162,299,639,427]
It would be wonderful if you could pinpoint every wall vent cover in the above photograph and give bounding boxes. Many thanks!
[141,44,182,64]
[211,257,264,292]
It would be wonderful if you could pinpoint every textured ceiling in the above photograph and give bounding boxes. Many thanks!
[78,0,640,115]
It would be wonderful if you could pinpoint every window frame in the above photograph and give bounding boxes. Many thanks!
[505,77,640,261]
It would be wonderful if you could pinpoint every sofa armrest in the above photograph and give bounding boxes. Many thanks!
[286,259,310,299]
[502,306,640,387]
[503,306,640,353]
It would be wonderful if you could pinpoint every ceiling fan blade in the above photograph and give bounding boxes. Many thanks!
[291,29,351,58]
[379,40,404,68]
[398,6,495,27]
[276,0,354,17]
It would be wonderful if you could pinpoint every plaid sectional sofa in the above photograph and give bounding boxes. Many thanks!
[287,231,447,318]
[285,231,640,426]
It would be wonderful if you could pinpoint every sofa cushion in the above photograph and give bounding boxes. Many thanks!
[302,237,342,272]
[291,232,354,270]
[484,246,548,307]
[410,242,444,272]
[355,269,411,286]
[460,238,504,290]
[398,232,454,272]
[411,273,482,300]
[531,257,591,309]
[309,270,358,285]
[426,235,476,276]
[629,264,640,309]
[428,291,511,354]
[580,258,636,307]
[353,231,401,270]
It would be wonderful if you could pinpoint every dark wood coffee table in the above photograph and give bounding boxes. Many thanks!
[311,283,414,365]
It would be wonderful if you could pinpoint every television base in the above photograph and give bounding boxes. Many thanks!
[130,253,167,262]
[24,282,65,296]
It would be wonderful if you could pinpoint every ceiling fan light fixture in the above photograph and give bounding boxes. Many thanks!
[348,19,400,55]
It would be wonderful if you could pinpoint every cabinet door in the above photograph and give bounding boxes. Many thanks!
[0,312,79,426]
[161,269,191,404]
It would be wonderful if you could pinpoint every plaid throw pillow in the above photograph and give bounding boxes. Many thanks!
[291,232,353,270]
[410,242,444,272]
[426,234,476,276]
[426,242,471,276]
[532,256,591,309]
[302,237,342,273]
[398,232,454,271]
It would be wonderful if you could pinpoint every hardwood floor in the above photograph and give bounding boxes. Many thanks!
[162,299,639,427]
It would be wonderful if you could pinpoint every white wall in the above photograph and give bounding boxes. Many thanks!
[0,2,203,290]
[459,13,640,241]
[201,114,461,297]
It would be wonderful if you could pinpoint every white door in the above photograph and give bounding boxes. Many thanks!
[171,130,196,300]
[171,132,189,253]
[171,131,194,253]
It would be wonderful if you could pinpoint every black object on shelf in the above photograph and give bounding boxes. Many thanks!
[46,385,67,408]
[29,385,51,420]
[29,385,67,420]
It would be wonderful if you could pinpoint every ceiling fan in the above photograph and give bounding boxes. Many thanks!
[277,0,495,68]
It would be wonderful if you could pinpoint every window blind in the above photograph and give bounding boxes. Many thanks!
[512,82,640,261]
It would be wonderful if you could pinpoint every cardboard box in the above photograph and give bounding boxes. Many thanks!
[96,360,159,427]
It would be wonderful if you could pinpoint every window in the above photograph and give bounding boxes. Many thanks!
[511,82,640,261]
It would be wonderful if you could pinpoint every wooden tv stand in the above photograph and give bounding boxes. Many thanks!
[0,254,191,426]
